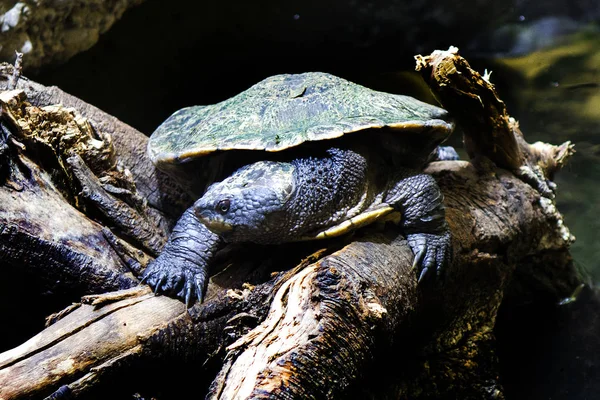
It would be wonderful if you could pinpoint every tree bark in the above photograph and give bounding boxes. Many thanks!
[0,49,580,400]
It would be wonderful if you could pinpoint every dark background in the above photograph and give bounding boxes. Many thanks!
[31,0,598,134]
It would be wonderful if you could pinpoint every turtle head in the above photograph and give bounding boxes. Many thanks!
[194,161,295,243]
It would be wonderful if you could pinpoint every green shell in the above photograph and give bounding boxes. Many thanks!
[148,72,453,165]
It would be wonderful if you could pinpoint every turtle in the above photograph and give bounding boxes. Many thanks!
[142,72,457,307]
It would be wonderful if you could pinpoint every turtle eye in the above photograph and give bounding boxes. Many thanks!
[216,199,231,214]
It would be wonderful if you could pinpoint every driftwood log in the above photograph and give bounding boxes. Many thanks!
[0,49,580,399]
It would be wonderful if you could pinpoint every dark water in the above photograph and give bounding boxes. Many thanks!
[487,32,600,283]
[483,31,600,399]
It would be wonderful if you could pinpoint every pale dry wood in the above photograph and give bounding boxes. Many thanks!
[0,287,184,400]
[211,236,414,399]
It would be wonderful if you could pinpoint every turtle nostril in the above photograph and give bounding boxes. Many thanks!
[194,208,211,221]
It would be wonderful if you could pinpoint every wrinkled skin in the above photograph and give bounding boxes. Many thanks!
[142,144,454,307]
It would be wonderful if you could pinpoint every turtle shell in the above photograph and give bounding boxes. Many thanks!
[148,72,453,166]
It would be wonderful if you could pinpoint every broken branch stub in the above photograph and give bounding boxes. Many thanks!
[415,46,575,198]
[415,46,523,170]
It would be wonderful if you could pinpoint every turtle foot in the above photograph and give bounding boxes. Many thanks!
[407,231,452,281]
[141,258,207,308]
[430,145,460,162]
[516,165,556,199]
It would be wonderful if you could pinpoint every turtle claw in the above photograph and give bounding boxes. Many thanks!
[195,275,206,304]
[154,274,168,295]
[185,284,194,309]
[178,273,207,308]
[407,231,452,282]
[142,257,208,307]
[412,246,426,270]
[139,273,149,285]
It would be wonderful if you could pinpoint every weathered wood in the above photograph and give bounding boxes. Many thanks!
[0,67,181,354]
[0,60,197,299]
[0,88,153,297]
[0,159,578,399]
[0,287,182,399]
[415,46,574,198]
[0,64,193,219]
[209,232,415,399]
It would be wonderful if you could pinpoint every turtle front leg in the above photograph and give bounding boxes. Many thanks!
[386,170,452,281]
[141,206,222,307]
